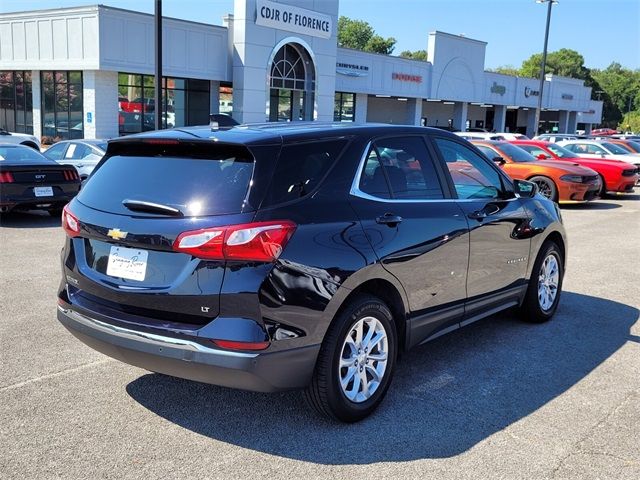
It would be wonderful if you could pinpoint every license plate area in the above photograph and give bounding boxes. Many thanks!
[106,245,148,281]
[34,186,54,197]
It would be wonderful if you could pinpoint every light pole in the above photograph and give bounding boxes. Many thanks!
[533,0,557,136]
[154,0,163,131]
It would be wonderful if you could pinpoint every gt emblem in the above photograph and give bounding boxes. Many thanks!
[107,228,128,240]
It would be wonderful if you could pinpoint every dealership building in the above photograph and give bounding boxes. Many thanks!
[0,0,603,141]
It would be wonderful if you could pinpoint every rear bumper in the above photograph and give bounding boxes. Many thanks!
[1,190,78,211]
[57,305,320,393]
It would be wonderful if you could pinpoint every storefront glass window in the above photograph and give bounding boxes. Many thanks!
[41,71,83,140]
[334,92,356,122]
[219,85,233,116]
[118,73,210,136]
[0,71,33,134]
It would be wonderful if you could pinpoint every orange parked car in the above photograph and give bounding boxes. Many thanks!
[604,138,640,154]
[471,140,601,202]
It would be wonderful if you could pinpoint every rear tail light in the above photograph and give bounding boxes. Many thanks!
[212,339,270,351]
[62,204,81,237]
[0,171,14,183]
[63,170,79,181]
[173,220,296,262]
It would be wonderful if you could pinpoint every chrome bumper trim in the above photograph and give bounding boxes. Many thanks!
[57,305,258,359]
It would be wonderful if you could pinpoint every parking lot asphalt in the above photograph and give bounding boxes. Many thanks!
[1,196,639,480]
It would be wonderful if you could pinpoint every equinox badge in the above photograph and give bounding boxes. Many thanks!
[107,228,128,240]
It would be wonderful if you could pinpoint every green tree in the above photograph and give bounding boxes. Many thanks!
[520,48,591,80]
[399,50,428,61]
[488,65,520,76]
[619,111,640,132]
[337,16,396,54]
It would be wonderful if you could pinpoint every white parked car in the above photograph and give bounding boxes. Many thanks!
[0,128,41,150]
[43,139,107,180]
[457,131,529,141]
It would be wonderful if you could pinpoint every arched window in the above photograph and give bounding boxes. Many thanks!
[270,44,314,91]
[268,43,315,122]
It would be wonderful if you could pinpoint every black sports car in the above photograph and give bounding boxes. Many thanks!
[0,144,81,216]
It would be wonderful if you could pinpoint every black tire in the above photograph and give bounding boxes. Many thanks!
[303,295,397,422]
[48,208,63,217]
[520,241,564,323]
[598,174,608,198]
[529,176,558,202]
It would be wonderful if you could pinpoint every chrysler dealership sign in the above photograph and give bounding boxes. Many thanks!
[256,0,332,39]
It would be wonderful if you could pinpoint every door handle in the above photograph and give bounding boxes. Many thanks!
[468,210,488,220]
[468,203,500,220]
[376,213,403,226]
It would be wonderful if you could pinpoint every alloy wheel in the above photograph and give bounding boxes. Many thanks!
[338,316,389,403]
[537,254,559,311]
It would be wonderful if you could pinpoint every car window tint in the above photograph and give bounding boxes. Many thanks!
[44,143,67,160]
[518,145,549,158]
[264,139,348,206]
[434,137,503,199]
[476,145,498,160]
[584,144,606,154]
[66,144,91,160]
[77,145,255,217]
[0,146,48,162]
[359,149,391,199]
[368,136,444,200]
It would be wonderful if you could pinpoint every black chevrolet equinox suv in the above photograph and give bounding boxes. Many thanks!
[57,124,566,422]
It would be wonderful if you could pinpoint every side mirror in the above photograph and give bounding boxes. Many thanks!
[492,156,506,165]
[513,179,537,198]
[536,153,548,160]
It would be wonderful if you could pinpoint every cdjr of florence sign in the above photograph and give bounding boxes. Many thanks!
[256,0,332,39]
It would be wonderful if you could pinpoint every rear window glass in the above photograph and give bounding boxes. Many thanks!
[0,146,47,162]
[496,143,536,162]
[263,139,348,206]
[77,145,254,217]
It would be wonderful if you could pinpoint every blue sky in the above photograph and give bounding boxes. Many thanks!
[2,0,639,70]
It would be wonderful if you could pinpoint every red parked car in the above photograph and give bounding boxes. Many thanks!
[511,140,638,196]
[590,128,617,136]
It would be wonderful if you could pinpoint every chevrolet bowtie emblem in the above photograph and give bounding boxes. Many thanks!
[107,228,128,240]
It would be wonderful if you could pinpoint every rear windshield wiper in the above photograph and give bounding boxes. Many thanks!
[122,199,183,216]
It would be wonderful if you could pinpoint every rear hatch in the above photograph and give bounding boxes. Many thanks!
[64,140,259,327]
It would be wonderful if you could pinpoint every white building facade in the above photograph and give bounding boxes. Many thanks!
[0,0,603,141]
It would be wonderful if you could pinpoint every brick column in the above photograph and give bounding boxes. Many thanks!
[452,102,468,131]
[354,93,368,123]
[406,98,422,126]
[31,70,42,142]
[83,70,119,139]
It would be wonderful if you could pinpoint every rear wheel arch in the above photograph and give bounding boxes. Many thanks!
[330,278,408,353]
[544,231,566,267]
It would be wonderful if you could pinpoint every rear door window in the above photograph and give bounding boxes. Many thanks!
[360,136,444,200]
[77,143,255,216]
[434,137,504,199]
[263,139,348,206]
[44,142,67,160]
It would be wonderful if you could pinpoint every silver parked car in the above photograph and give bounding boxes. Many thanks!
[43,140,107,180]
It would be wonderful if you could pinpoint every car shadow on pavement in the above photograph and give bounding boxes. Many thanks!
[0,210,60,228]
[126,291,638,464]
